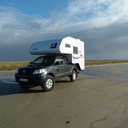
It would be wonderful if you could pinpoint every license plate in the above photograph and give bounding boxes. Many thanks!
[20,78,28,82]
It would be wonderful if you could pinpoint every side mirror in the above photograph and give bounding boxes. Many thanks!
[30,62,34,64]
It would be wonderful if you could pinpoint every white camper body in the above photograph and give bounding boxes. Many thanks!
[30,36,85,70]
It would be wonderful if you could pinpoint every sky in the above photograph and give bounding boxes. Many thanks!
[0,0,128,61]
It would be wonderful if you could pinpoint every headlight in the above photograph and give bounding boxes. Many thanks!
[33,69,47,75]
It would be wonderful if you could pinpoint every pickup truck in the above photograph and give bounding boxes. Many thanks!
[15,55,79,91]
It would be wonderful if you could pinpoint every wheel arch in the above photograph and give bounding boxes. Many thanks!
[75,63,81,71]
[47,73,55,79]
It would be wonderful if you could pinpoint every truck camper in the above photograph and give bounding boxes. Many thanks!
[15,36,85,91]
[30,36,85,70]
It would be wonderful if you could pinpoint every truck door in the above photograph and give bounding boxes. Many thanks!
[61,56,71,75]
[53,56,66,78]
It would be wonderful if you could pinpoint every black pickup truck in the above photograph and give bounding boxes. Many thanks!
[15,55,79,91]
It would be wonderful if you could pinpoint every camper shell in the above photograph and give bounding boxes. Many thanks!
[15,36,85,92]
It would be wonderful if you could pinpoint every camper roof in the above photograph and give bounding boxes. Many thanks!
[29,36,84,55]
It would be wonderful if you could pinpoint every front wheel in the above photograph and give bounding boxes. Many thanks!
[41,75,55,92]
[70,70,77,82]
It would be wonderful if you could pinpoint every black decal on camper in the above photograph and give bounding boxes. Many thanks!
[50,43,58,48]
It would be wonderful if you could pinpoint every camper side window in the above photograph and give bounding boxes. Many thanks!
[65,43,70,48]
[73,46,78,54]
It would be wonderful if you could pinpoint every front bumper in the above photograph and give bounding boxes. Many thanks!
[15,73,46,85]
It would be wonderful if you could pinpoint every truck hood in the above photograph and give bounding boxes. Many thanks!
[26,64,50,69]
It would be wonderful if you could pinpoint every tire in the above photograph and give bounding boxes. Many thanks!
[19,82,30,90]
[70,70,77,82]
[41,75,55,92]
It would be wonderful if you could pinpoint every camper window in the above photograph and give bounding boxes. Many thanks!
[65,43,70,48]
[73,46,78,54]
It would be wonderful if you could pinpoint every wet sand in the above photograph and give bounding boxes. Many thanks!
[0,70,128,128]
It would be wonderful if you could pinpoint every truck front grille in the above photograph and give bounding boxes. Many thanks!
[18,69,34,75]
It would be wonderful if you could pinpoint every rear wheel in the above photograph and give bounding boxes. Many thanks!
[70,70,77,82]
[41,75,55,92]
[19,82,30,90]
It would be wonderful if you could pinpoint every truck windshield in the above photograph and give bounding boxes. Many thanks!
[32,56,55,65]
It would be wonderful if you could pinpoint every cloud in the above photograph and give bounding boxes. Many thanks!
[76,21,128,59]
[67,0,128,27]
[0,0,128,61]
[1,0,128,38]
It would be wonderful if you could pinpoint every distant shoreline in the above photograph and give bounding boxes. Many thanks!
[85,60,128,65]
[0,60,128,70]
[0,61,29,70]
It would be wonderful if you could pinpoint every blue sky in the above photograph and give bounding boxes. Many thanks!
[0,0,69,17]
[0,0,128,61]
